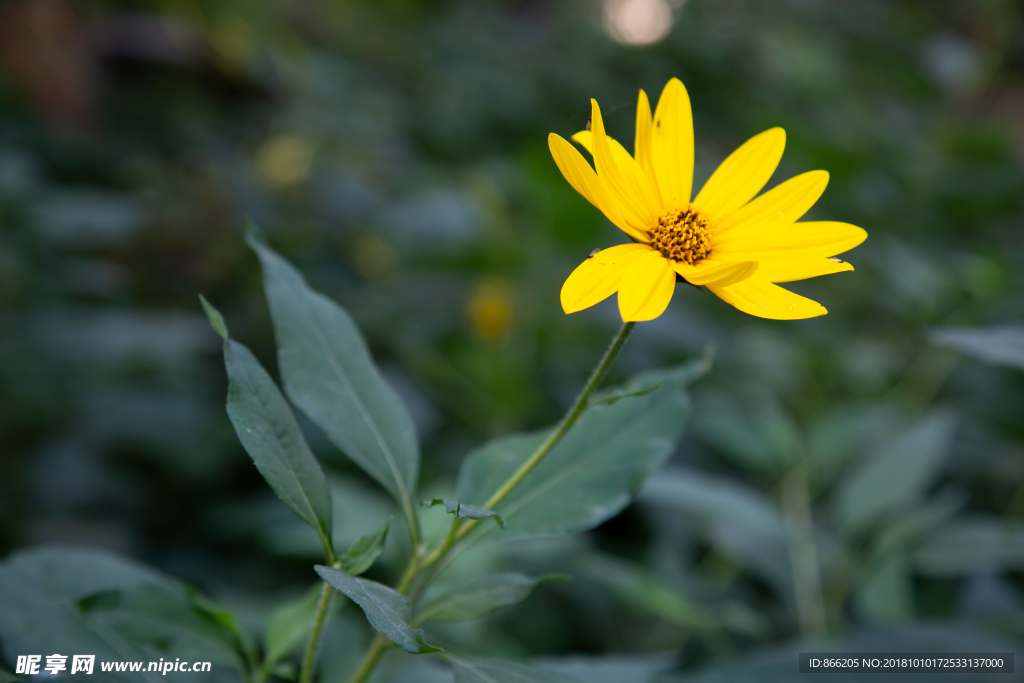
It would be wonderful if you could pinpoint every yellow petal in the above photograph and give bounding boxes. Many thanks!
[692,128,786,224]
[548,133,649,242]
[709,276,827,320]
[572,131,651,189]
[756,257,854,283]
[570,130,594,153]
[634,89,659,198]
[672,259,759,287]
[589,99,660,226]
[651,78,695,209]
[715,170,829,236]
[561,243,652,314]
[617,250,677,322]
[713,221,867,260]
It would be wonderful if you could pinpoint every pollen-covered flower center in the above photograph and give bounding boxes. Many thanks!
[649,207,712,265]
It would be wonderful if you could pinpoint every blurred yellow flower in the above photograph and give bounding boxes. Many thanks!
[550,78,867,321]
[256,135,313,187]
[467,278,513,341]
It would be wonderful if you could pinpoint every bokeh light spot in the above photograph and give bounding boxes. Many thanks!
[603,0,674,47]
[256,135,314,187]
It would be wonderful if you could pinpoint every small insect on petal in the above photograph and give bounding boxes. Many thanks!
[829,257,844,263]
[587,248,602,259]
[586,117,592,132]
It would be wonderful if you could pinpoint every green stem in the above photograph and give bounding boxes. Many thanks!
[395,551,422,594]
[345,634,389,683]
[299,580,335,683]
[400,494,422,550]
[781,461,827,638]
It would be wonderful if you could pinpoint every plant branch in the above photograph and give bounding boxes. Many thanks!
[346,634,390,683]
[299,579,336,683]
[781,461,827,638]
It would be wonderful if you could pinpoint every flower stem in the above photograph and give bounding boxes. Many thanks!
[781,461,827,638]
[298,580,335,683]
[346,634,390,683]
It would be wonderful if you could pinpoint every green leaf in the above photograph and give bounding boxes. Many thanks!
[639,466,791,596]
[694,390,801,472]
[191,596,257,668]
[199,294,228,339]
[871,492,964,559]
[248,234,420,516]
[424,498,505,527]
[0,547,248,681]
[223,336,334,553]
[0,590,136,681]
[582,555,766,637]
[415,573,567,624]
[855,552,913,623]
[456,362,703,538]
[930,325,1024,370]
[263,585,323,668]
[914,515,1024,576]
[314,566,440,654]
[88,584,250,668]
[452,659,580,683]
[806,405,902,484]
[1,545,171,601]
[587,382,661,406]
[340,520,390,576]
[836,411,956,535]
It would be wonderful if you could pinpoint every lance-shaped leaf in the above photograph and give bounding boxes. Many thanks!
[836,411,956,535]
[452,659,580,683]
[929,326,1024,371]
[248,234,420,517]
[340,520,390,576]
[424,498,505,527]
[639,466,790,596]
[457,362,705,538]
[89,584,253,670]
[314,566,439,654]
[582,554,766,637]
[914,515,1024,576]
[0,547,253,680]
[204,297,333,553]
[415,573,567,624]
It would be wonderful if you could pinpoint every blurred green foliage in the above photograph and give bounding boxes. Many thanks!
[2,0,1024,680]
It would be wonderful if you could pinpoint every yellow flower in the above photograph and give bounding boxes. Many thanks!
[467,277,514,341]
[550,78,867,321]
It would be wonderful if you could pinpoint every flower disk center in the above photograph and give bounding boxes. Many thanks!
[649,207,712,265]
